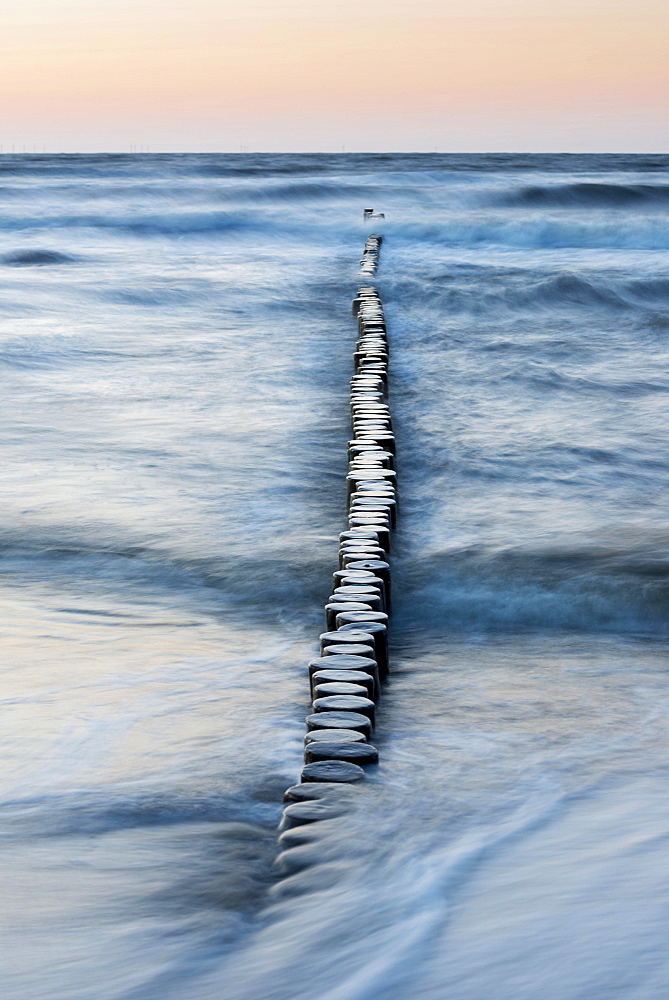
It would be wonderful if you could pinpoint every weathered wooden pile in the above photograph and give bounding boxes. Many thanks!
[278,232,395,842]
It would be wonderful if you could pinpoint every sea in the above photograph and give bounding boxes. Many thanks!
[1,152,669,1000]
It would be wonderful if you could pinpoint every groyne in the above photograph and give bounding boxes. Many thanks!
[278,229,393,845]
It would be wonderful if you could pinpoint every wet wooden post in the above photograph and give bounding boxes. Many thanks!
[279,222,394,850]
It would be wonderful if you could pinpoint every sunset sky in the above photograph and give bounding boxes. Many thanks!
[1,0,667,152]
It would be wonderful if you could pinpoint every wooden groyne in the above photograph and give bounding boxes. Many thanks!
[278,229,393,842]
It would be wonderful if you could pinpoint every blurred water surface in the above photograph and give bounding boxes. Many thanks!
[1,153,669,1000]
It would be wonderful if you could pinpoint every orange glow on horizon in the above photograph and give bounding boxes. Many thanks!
[1,3,667,150]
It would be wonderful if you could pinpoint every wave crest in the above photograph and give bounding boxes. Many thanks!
[397,538,669,635]
[1,249,78,266]
[498,182,669,208]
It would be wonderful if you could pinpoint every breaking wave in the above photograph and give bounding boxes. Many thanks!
[497,181,669,208]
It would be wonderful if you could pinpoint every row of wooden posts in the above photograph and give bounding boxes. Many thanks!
[278,232,394,843]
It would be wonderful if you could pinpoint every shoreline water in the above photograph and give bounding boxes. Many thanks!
[1,153,669,999]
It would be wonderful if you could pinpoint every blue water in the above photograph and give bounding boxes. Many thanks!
[1,153,669,999]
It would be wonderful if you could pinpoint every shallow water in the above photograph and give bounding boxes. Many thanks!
[1,153,669,999]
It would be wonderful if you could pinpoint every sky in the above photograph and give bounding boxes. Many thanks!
[1,0,667,152]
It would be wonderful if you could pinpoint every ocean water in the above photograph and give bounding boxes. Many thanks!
[1,152,669,1000]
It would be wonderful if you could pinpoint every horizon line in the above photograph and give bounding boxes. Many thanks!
[1,149,668,156]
